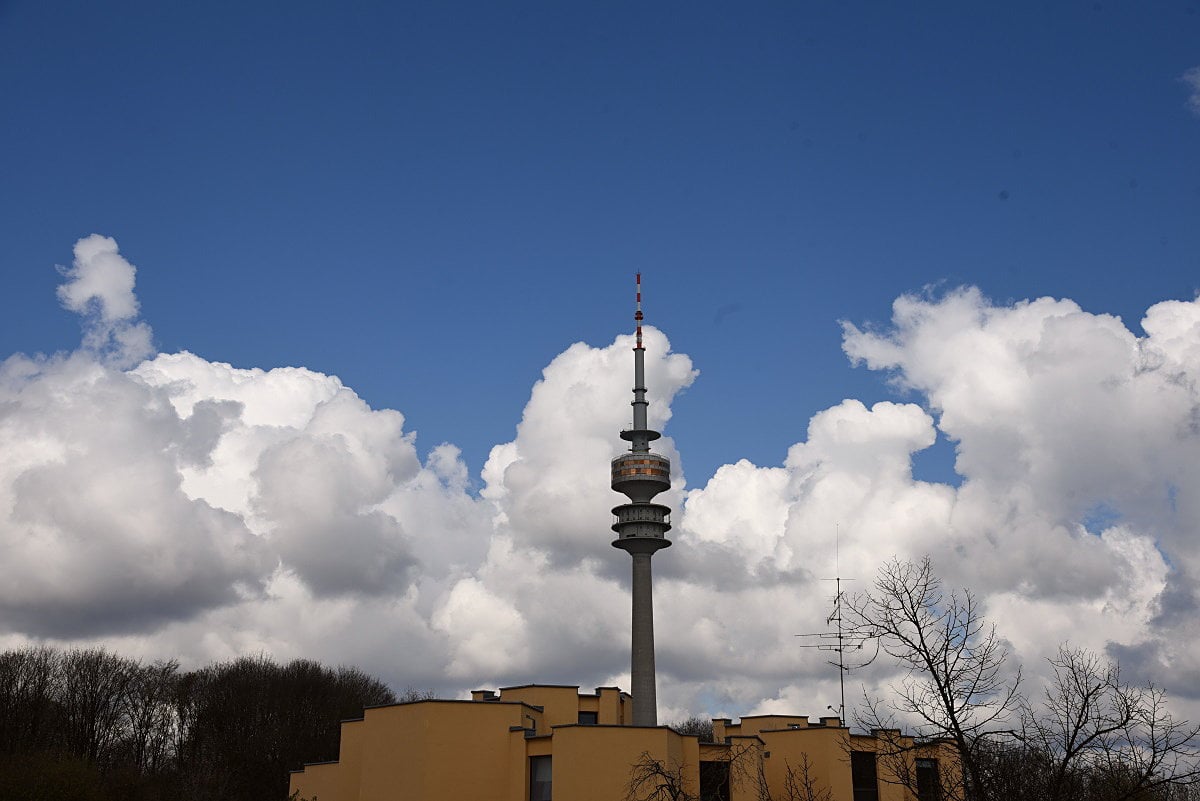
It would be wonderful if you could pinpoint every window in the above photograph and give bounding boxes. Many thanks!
[529,755,552,801]
[699,760,731,801]
[916,758,941,801]
[577,711,598,725]
[851,751,878,801]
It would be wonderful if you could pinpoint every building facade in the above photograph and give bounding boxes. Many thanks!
[289,683,954,801]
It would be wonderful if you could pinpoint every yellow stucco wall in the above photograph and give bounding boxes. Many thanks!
[292,699,538,801]
[495,685,581,729]
[549,724,698,801]
[493,684,631,728]
[595,686,630,724]
[289,760,340,801]
[290,685,962,801]
[760,727,852,800]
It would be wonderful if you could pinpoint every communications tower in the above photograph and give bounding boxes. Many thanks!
[610,273,672,727]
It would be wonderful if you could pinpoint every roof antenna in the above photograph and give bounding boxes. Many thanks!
[795,523,869,723]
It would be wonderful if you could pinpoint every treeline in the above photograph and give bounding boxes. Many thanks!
[0,646,399,801]
[974,739,1200,801]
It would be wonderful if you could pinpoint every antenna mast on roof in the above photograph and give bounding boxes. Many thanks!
[795,525,870,722]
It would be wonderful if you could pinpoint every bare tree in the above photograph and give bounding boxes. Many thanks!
[180,653,395,801]
[727,740,774,801]
[846,557,1021,801]
[626,751,698,801]
[396,686,438,702]
[628,740,781,801]
[1015,645,1200,801]
[119,659,179,777]
[855,723,962,801]
[779,753,833,801]
[849,558,1200,801]
[0,644,398,800]
[0,646,62,755]
[671,715,716,742]
[58,648,139,767]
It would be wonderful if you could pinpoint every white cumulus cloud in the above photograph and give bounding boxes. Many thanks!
[6,236,1200,724]
[55,234,153,366]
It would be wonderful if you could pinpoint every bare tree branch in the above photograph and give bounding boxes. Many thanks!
[846,557,1021,800]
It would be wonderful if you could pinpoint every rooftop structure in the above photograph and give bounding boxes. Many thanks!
[289,684,954,801]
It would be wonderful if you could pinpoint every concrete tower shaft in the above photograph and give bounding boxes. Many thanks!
[611,273,671,727]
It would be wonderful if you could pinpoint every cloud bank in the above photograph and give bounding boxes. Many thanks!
[3,237,1198,723]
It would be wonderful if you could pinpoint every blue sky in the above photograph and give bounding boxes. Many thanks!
[4,2,1200,717]
[3,1,1197,487]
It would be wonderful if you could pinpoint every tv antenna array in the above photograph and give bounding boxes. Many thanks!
[795,528,873,722]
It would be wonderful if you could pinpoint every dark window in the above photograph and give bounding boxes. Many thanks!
[577,711,598,725]
[529,755,552,801]
[916,758,940,801]
[851,751,879,801]
[699,760,730,801]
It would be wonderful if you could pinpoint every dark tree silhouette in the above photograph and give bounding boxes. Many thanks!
[180,654,396,801]
[671,715,716,742]
[0,646,396,801]
[0,646,61,755]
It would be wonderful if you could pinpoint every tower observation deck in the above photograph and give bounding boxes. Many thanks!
[611,273,672,727]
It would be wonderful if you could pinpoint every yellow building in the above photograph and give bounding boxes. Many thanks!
[289,683,955,801]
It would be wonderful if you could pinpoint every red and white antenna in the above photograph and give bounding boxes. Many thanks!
[635,272,644,349]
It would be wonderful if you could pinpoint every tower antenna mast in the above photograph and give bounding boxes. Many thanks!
[611,273,673,726]
[635,271,643,348]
